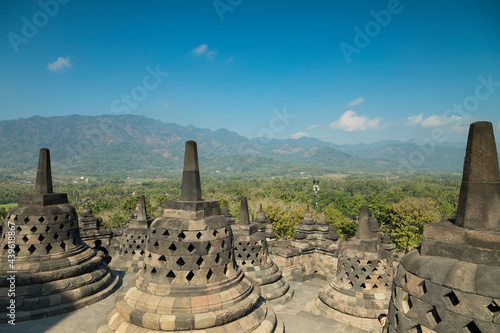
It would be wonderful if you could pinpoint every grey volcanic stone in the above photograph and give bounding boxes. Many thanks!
[357,205,372,240]
[180,140,202,201]
[455,121,500,231]
[239,196,250,225]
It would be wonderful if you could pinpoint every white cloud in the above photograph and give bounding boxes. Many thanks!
[47,56,71,72]
[406,113,465,128]
[345,97,364,108]
[307,124,320,131]
[329,110,381,132]
[192,44,217,59]
[291,131,310,139]
[407,113,424,126]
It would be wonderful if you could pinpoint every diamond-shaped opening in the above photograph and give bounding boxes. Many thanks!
[373,284,378,289]
[246,253,251,259]
[213,230,218,237]
[206,269,213,281]
[133,240,137,244]
[223,265,228,275]
[464,321,481,333]
[221,240,226,248]
[140,239,144,244]
[377,275,383,280]
[176,257,185,266]
[178,232,186,240]
[53,215,58,222]
[136,245,140,249]
[361,267,366,272]
[45,226,51,232]
[402,293,412,313]
[196,257,204,267]
[154,240,159,247]
[169,243,177,251]
[166,270,176,279]
[148,253,152,258]
[38,216,45,223]
[37,234,46,243]
[16,226,22,232]
[24,217,30,223]
[367,260,372,265]
[140,250,144,255]
[215,253,220,264]
[206,243,212,253]
[30,226,37,233]
[158,255,167,261]
[151,267,157,274]
[251,259,256,265]
[60,241,66,250]
[163,230,169,236]
[445,291,460,306]
[348,281,353,288]
[186,271,195,282]
[241,260,246,265]
[356,259,361,264]
[344,272,349,278]
[22,235,29,244]
[425,307,441,327]
[187,244,195,253]
[350,266,355,271]
[366,275,372,280]
[360,283,366,289]
[355,274,360,280]
[421,281,427,294]
[488,301,500,315]
[45,244,53,254]
[128,245,133,249]
[28,244,36,255]
[196,232,202,239]
[152,229,157,234]
[242,247,247,252]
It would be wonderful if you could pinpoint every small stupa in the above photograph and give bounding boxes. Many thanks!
[112,195,153,272]
[232,197,293,304]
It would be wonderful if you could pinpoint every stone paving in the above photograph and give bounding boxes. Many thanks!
[0,272,371,333]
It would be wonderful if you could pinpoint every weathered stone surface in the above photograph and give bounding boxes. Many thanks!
[357,205,372,240]
[455,121,500,231]
[180,140,202,202]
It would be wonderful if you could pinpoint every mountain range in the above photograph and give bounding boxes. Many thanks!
[0,114,470,177]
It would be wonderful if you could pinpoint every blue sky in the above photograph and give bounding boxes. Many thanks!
[1,0,499,144]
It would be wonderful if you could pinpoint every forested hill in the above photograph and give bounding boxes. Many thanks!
[0,114,468,177]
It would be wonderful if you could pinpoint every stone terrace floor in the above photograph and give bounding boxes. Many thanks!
[1,271,371,333]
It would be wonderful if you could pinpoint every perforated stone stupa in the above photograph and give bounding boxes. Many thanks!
[99,141,284,332]
[252,204,276,241]
[112,195,153,272]
[311,205,396,331]
[385,121,500,333]
[0,148,118,323]
[232,197,293,304]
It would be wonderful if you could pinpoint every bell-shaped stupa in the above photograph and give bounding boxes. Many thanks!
[0,148,118,323]
[99,141,284,332]
[385,121,500,332]
[233,197,293,304]
[310,205,396,331]
[112,195,153,272]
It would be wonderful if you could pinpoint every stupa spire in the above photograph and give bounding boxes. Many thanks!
[136,195,147,221]
[35,148,53,194]
[239,196,250,225]
[180,140,202,201]
[357,205,372,239]
[455,121,500,231]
